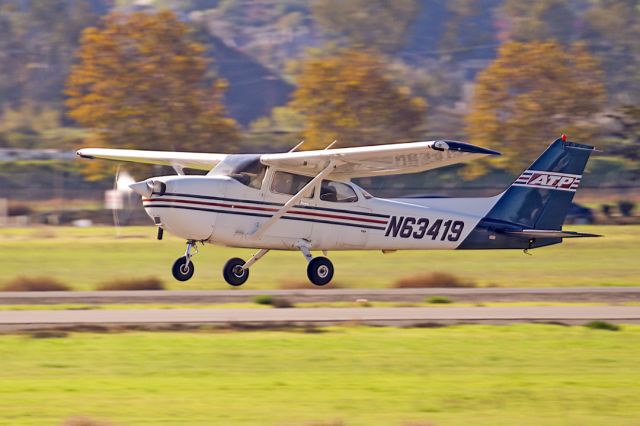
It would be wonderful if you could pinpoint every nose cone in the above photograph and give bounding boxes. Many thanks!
[129,180,153,197]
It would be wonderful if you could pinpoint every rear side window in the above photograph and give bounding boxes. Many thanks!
[320,180,358,203]
[271,171,314,197]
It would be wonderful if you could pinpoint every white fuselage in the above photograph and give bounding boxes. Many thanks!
[142,172,501,251]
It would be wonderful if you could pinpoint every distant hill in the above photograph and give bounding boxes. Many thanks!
[201,35,294,127]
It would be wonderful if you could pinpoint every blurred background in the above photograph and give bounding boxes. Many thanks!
[0,0,638,229]
[1,3,640,426]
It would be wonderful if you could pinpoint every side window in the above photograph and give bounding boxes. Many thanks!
[320,180,358,203]
[270,171,314,197]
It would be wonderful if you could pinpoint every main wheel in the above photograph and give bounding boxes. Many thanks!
[172,256,195,282]
[223,257,249,286]
[307,257,334,286]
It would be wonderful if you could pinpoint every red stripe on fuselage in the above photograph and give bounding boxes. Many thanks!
[143,198,388,225]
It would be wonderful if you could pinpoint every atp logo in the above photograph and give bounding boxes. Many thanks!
[514,170,581,191]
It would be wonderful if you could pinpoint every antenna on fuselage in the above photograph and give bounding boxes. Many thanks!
[289,140,305,152]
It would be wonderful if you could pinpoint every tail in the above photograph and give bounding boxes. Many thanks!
[459,136,600,250]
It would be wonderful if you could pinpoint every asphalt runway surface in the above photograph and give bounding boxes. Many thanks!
[1,306,639,331]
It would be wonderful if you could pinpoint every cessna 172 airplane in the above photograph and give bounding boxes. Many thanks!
[77,135,598,286]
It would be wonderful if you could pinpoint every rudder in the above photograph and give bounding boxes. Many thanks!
[484,137,594,230]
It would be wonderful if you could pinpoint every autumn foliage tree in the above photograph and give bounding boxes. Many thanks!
[466,41,606,173]
[291,49,427,149]
[66,10,239,157]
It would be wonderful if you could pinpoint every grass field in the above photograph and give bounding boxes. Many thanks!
[0,225,638,290]
[0,325,638,425]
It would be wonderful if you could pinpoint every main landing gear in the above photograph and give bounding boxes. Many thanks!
[297,242,334,286]
[170,241,335,287]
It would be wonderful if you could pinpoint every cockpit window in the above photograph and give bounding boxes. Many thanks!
[208,155,266,190]
[271,171,314,197]
[320,180,358,203]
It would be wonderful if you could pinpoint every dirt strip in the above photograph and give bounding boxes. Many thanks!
[0,287,639,305]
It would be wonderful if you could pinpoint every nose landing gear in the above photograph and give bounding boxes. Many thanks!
[171,240,198,281]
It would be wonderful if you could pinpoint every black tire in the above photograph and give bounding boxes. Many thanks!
[172,256,194,282]
[223,257,249,286]
[307,257,334,286]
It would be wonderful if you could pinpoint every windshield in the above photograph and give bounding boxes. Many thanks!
[208,155,266,189]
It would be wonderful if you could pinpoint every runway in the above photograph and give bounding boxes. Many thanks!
[1,306,639,331]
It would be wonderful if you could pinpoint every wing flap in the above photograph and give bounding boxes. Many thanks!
[76,148,227,171]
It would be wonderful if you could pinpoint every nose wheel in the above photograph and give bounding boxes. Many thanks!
[172,256,195,281]
[171,240,198,282]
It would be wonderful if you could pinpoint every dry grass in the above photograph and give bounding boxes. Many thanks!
[279,280,343,290]
[2,276,70,292]
[393,272,475,288]
[96,277,165,291]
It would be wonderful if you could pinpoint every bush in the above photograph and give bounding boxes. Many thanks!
[584,321,620,331]
[272,298,294,308]
[2,276,70,291]
[253,295,274,305]
[96,277,165,291]
[426,296,452,304]
[394,272,474,288]
[618,200,636,217]
[60,417,117,426]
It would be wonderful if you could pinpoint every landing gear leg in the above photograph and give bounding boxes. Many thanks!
[297,241,334,286]
[172,240,198,281]
[223,248,269,287]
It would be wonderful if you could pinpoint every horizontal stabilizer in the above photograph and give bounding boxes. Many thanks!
[504,229,602,239]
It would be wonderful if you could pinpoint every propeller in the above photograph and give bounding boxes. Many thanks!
[110,166,136,237]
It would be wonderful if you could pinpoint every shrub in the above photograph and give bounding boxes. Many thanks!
[60,417,117,426]
[2,276,70,291]
[585,321,620,331]
[618,200,636,217]
[253,295,274,305]
[272,298,294,308]
[601,204,612,217]
[426,296,452,304]
[394,272,474,288]
[96,277,165,291]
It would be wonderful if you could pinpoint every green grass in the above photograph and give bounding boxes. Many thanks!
[0,325,638,425]
[0,225,638,290]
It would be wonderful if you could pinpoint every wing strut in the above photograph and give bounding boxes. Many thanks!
[251,160,337,239]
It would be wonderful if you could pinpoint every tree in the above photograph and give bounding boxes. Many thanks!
[66,10,239,158]
[466,41,606,173]
[311,0,419,53]
[502,0,577,45]
[583,0,640,104]
[290,49,427,149]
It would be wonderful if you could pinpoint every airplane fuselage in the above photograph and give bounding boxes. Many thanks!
[142,174,499,251]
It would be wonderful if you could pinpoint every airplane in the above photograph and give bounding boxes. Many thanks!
[77,135,599,287]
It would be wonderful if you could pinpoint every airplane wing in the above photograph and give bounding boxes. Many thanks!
[76,148,227,171]
[260,140,500,179]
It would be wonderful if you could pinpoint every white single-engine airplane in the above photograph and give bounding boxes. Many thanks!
[77,136,598,286]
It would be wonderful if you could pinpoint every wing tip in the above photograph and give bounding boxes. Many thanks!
[76,149,94,159]
[436,140,501,156]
